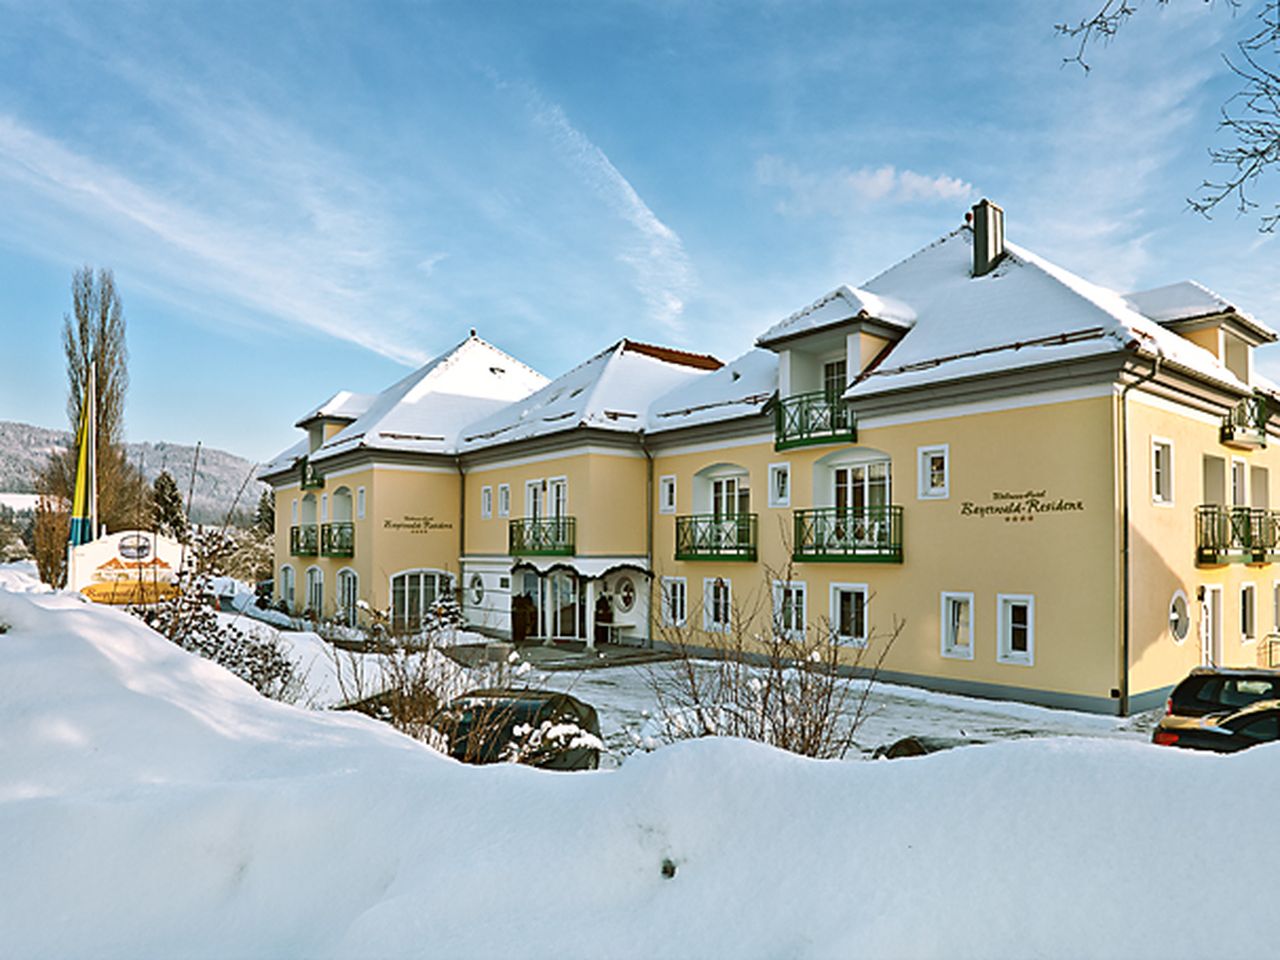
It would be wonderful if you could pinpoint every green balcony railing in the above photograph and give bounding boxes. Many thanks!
[509,517,576,556]
[290,524,318,557]
[299,455,324,489]
[321,521,354,558]
[774,391,856,450]
[1196,504,1280,565]
[1221,396,1268,450]
[674,513,758,562]
[793,505,904,563]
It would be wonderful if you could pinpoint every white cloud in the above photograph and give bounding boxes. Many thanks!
[757,156,975,214]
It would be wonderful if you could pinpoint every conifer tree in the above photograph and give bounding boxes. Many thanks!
[151,469,187,542]
[254,489,275,534]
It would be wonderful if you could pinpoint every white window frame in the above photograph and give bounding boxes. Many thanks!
[830,582,868,648]
[480,485,493,520]
[337,567,359,627]
[356,486,366,519]
[320,493,328,522]
[291,498,298,524]
[1232,456,1248,507]
[772,580,806,639]
[497,483,511,517]
[279,563,296,611]
[305,565,324,617]
[1242,582,1257,643]
[548,476,568,517]
[917,444,949,500]
[997,594,1035,666]
[940,591,975,660]
[767,462,791,508]
[1151,437,1174,506]
[704,577,732,633]
[661,576,688,627]
[1272,580,1280,634]
[659,475,677,515]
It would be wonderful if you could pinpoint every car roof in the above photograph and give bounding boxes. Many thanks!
[449,688,590,708]
[1187,666,1280,678]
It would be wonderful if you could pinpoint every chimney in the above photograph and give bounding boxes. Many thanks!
[971,198,1005,278]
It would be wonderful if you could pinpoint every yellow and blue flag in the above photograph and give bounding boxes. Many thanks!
[68,383,93,547]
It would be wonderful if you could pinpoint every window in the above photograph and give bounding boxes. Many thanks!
[661,577,687,627]
[1242,583,1257,642]
[941,592,974,659]
[498,483,511,517]
[1170,590,1190,643]
[917,445,949,500]
[305,566,323,618]
[1152,439,1173,505]
[830,583,867,646]
[320,493,328,522]
[291,499,298,524]
[469,574,485,606]
[279,564,295,612]
[525,480,542,518]
[704,577,732,632]
[1232,458,1247,507]
[1273,582,1280,633]
[481,485,493,519]
[659,475,677,514]
[356,486,366,519]
[390,570,453,635]
[337,569,358,627]
[823,358,847,400]
[767,463,790,508]
[997,594,1034,665]
[773,581,806,638]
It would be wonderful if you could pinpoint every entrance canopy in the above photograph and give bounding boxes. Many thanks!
[510,556,650,581]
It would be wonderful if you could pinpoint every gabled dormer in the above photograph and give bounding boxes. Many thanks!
[755,285,914,449]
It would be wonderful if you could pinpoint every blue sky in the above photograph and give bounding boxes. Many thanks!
[1,1,1276,462]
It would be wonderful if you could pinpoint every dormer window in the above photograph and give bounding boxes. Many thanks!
[1223,331,1250,384]
[823,359,847,400]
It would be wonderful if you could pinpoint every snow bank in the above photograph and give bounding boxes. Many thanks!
[2,582,1278,959]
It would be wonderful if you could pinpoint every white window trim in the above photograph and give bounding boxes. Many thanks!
[767,462,791,508]
[661,576,688,627]
[1272,580,1280,634]
[1170,588,1191,645]
[480,485,493,520]
[291,499,298,524]
[1151,436,1174,507]
[1231,456,1248,507]
[659,475,677,515]
[279,563,296,608]
[772,579,807,639]
[356,486,366,519]
[997,593,1035,666]
[525,479,542,517]
[497,483,511,518]
[829,582,868,648]
[320,493,328,522]
[703,577,732,633]
[940,591,975,660]
[548,475,568,515]
[916,444,949,500]
[1242,582,1257,643]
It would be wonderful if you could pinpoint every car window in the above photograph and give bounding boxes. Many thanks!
[1231,714,1280,741]
[1186,676,1279,709]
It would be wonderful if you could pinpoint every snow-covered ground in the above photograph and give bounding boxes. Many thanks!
[3,564,1276,958]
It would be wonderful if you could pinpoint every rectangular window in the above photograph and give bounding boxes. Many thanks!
[356,486,366,519]
[767,463,790,508]
[659,475,677,515]
[661,577,687,627]
[291,499,298,524]
[1273,581,1280,633]
[704,577,732,632]
[1242,584,1256,642]
[1152,439,1173,504]
[498,483,511,517]
[917,444,949,499]
[320,493,328,522]
[823,358,847,400]
[830,583,868,646]
[940,592,974,660]
[773,581,806,638]
[480,485,493,519]
[997,594,1034,666]
[1232,458,1247,507]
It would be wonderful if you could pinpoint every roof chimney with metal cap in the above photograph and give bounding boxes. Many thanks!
[971,198,1005,278]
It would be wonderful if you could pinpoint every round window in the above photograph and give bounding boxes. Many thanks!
[1169,590,1190,643]
[614,575,636,613]
[469,574,485,606]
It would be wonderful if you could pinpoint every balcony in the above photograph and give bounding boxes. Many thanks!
[299,455,324,489]
[1195,505,1280,565]
[1221,396,1268,450]
[774,391,856,451]
[321,521,354,558]
[509,517,576,556]
[674,513,758,562]
[792,506,904,563]
[290,524,318,557]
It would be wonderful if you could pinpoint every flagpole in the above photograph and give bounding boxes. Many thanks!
[89,360,97,540]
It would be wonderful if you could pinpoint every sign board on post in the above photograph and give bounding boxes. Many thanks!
[68,530,186,605]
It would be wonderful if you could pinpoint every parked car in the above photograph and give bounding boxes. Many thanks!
[871,735,983,759]
[431,688,602,770]
[1152,699,1280,753]
[1163,667,1280,719]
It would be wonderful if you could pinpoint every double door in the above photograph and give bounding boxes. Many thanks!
[831,463,890,548]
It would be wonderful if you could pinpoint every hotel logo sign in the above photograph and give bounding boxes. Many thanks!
[384,514,454,534]
[960,489,1085,524]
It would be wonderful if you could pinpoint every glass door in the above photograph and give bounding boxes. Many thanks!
[711,476,748,549]
[834,462,890,547]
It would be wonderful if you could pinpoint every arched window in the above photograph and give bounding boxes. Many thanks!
[331,486,353,522]
[305,566,323,618]
[337,568,359,627]
[390,569,454,635]
[300,493,318,525]
[279,564,296,612]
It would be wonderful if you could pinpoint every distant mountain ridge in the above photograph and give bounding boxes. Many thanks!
[0,420,268,525]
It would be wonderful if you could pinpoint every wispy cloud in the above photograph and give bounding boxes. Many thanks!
[756,156,975,215]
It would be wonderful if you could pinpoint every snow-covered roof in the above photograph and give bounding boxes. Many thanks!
[756,284,915,349]
[460,340,721,451]
[258,437,309,480]
[1123,280,1276,340]
[646,348,779,434]
[294,391,377,428]
[309,334,549,463]
[844,229,1253,400]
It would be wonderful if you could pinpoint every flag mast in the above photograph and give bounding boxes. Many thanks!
[88,359,97,540]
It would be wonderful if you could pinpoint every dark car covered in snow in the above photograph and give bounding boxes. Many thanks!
[431,688,602,770]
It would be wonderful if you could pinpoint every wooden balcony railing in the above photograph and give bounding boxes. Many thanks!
[675,513,758,562]
[509,517,576,556]
[1221,396,1268,450]
[793,505,904,563]
[290,524,318,557]
[774,391,856,450]
[321,521,354,558]
[1196,505,1280,565]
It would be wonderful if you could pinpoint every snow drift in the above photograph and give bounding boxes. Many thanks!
[1,581,1277,959]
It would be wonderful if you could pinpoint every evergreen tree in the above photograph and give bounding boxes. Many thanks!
[151,470,188,542]
[254,489,275,534]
